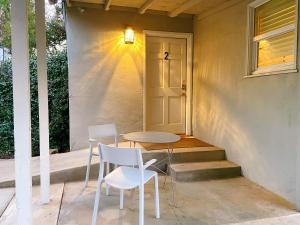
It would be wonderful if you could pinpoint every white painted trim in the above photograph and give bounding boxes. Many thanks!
[252,62,295,74]
[104,0,112,11]
[248,0,271,8]
[143,33,147,132]
[139,0,157,14]
[36,0,50,204]
[244,69,298,78]
[245,1,254,76]
[253,24,296,42]
[11,0,32,224]
[168,0,204,17]
[143,30,193,135]
[246,0,298,77]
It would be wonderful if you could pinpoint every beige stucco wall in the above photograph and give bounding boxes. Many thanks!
[193,0,300,204]
[65,7,193,150]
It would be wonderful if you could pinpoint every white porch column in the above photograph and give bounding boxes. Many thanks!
[11,0,32,224]
[35,0,50,204]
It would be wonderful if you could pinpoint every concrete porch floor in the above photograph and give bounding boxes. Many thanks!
[0,176,298,225]
[0,141,224,187]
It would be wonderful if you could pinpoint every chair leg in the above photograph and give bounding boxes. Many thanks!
[139,185,144,225]
[130,188,135,209]
[154,174,160,219]
[105,162,110,196]
[84,144,93,188]
[120,189,124,209]
[92,171,103,225]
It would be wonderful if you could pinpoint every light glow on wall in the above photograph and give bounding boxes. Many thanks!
[124,27,134,44]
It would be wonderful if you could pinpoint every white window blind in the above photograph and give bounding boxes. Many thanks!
[255,0,296,35]
[257,31,295,67]
[247,0,298,76]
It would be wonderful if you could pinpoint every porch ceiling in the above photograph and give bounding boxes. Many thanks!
[68,0,235,17]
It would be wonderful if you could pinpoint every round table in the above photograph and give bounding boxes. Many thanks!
[123,131,180,145]
[123,131,181,207]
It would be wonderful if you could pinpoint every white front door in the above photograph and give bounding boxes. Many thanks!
[146,36,187,133]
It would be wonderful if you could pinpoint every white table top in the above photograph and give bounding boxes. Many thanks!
[123,131,180,144]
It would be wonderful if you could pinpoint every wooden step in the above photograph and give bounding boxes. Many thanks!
[170,160,241,182]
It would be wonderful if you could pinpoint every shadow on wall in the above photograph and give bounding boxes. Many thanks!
[69,31,144,150]
[74,32,143,97]
[193,45,272,178]
[192,0,298,204]
[193,57,296,202]
[192,24,273,183]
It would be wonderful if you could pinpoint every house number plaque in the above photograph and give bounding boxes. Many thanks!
[164,51,169,60]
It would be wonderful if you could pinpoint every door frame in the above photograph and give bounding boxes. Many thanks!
[143,30,193,135]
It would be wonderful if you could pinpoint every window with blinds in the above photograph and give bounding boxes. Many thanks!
[247,0,298,76]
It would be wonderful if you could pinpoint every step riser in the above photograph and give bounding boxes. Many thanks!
[142,150,226,172]
[171,167,241,182]
[172,150,225,163]
[143,150,225,163]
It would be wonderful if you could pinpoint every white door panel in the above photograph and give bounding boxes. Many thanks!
[146,36,187,133]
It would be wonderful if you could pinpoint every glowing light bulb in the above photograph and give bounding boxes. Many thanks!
[124,27,134,44]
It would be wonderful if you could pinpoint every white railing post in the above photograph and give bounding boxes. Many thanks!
[36,0,50,204]
[11,0,32,224]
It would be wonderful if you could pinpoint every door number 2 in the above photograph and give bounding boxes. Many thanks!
[164,52,169,60]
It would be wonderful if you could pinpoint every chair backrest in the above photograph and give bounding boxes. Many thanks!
[99,144,143,168]
[88,123,118,139]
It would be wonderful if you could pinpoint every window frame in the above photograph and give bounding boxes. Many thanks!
[245,0,299,78]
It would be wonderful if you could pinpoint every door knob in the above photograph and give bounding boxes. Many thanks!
[181,84,186,90]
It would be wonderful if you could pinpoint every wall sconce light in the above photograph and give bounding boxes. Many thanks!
[124,26,134,44]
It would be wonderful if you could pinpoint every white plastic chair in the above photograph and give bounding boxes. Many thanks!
[92,144,160,225]
[85,123,118,191]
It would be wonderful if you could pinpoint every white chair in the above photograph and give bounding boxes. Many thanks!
[85,123,118,191]
[92,144,160,225]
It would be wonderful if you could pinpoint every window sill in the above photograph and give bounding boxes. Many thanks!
[244,69,298,78]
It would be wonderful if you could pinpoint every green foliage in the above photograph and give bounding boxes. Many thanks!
[0,0,68,158]
[46,5,66,50]
[0,0,66,53]
[0,0,36,53]
[47,50,69,152]
[0,0,12,51]
[0,50,69,158]
[0,59,13,157]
